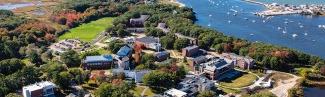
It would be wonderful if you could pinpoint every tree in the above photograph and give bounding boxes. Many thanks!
[80,50,100,59]
[160,35,175,49]
[95,82,134,97]
[41,51,53,63]
[173,38,188,50]
[108,40,125,53]
[141,54,156,69]
[17,66,41,85]
[0,58,24,75]
[60,50,81,67]
[198,90,216,97]
[214,44,223,54]
[55,71,72,89]
[143,70,175,92]
[5,93,22,97]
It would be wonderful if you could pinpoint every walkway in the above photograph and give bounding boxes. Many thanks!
[141,86,149,97]
[270,72,301,97]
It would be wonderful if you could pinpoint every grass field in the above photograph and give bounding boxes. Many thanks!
[220,73,258,88]
[59,17,115,42]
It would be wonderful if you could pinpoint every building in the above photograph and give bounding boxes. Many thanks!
[221,53,255,69]
[116,45,133,58]
[129,15,150,27]
[49,39,90,55]
[154,51,170,62]
[82,55,113,70]
[187,56,208,71]
[163,88,187,97]
[198,58,234,80]
[156,23,170,34]
[126,28,145,33]
[177,75,215,96]
[112,69,150,83]
[135,37,161,51]
[22,81,56,97]
[182,45,199,57]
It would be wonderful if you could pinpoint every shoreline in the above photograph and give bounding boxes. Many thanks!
[160,0,185,7]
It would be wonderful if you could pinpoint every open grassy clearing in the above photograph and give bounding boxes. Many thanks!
[220,73,258,88]
[59,17,115,42]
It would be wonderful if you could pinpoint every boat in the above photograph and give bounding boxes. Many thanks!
[284,21,289,24]
[209,14,212,17]
[292,34,298,38]
[244,18,248,20]
[282,27,287,34]
[227,12,230,15]
[263,20,266,23]
[250,33,254,36]
[252,20,256,23]
[304,33,308,36]
[228,20,232,23]
[299,25,304,28]
[277,27,282,30]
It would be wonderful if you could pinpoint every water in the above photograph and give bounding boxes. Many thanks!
[304,87,325,97]
[178,0,325,58]
[0,3,34,10]
[255,0,325,5]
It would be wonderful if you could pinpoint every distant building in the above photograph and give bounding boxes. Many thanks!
[112,69,150,83]
[198,58,234,80]
[222,53,254,70]
[129,15,150,27]
[22,81,56,97]
[163,88,187,97]
[135,37,161,51]
[182,45,199,57]
[126,28,145,33]
[154,51,170,62]
[82,55,113,70]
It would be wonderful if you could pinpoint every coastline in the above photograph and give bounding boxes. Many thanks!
[160,0,185,7]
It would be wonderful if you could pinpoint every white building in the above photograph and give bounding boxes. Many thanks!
[164,88,187,97]
[22,81,56,97]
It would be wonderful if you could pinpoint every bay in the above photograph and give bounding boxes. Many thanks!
[178,0,325,58]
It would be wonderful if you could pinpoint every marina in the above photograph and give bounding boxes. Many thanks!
[178,0,325,58]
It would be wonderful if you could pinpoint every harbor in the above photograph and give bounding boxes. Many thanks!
[178,0,325,58]
[243,0,325,16]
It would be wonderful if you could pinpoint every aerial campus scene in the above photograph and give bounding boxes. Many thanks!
[1,0,325,97]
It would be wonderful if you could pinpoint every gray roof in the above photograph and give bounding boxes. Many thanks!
[183,45,199,51]
[136,36,159,44]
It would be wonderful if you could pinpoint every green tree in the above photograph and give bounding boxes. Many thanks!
[55,71,72,89]
[143,70,175,92]
[60,50,81,67]
[108,40,125,53]
[160,35,175,49]
[95,82,134,97]
[173,38,188,50]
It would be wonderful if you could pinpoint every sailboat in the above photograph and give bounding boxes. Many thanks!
[282,27,287,34]
[292,34,298,38]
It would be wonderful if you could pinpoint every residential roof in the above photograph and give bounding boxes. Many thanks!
[23,81,55,92]
[136,36,159,44]
[84,55,113,63]
[178,75,214,95]
[117,45,132,57]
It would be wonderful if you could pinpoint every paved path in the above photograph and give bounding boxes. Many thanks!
[141,86,149,97]
[270,72,301,97]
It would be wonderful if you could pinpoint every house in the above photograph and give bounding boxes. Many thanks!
[163,88,187,97]
[187,56,208,71]
[135,37,161,51]
[116,45,133,69]
[182,45,199,57]
[198,58,234,80]
[221,53,255,70]
[176,75,215,96]
[82,55,113,70]
[154,51,170,62]
[129,15,150,27]
[156,23,170,34]
[22,81,56,97]
[175,33,198,45]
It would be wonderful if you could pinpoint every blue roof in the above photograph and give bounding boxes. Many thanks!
[85,55,113,63]
[117,45,132,57]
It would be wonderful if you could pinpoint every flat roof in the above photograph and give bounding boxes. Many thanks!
[85,55,113,63]
[23,81,55,92]
[165,88,187,97]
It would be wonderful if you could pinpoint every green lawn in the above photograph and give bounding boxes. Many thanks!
[132,86,155,97]
[220,73,258,88]
[59,17,115,42]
